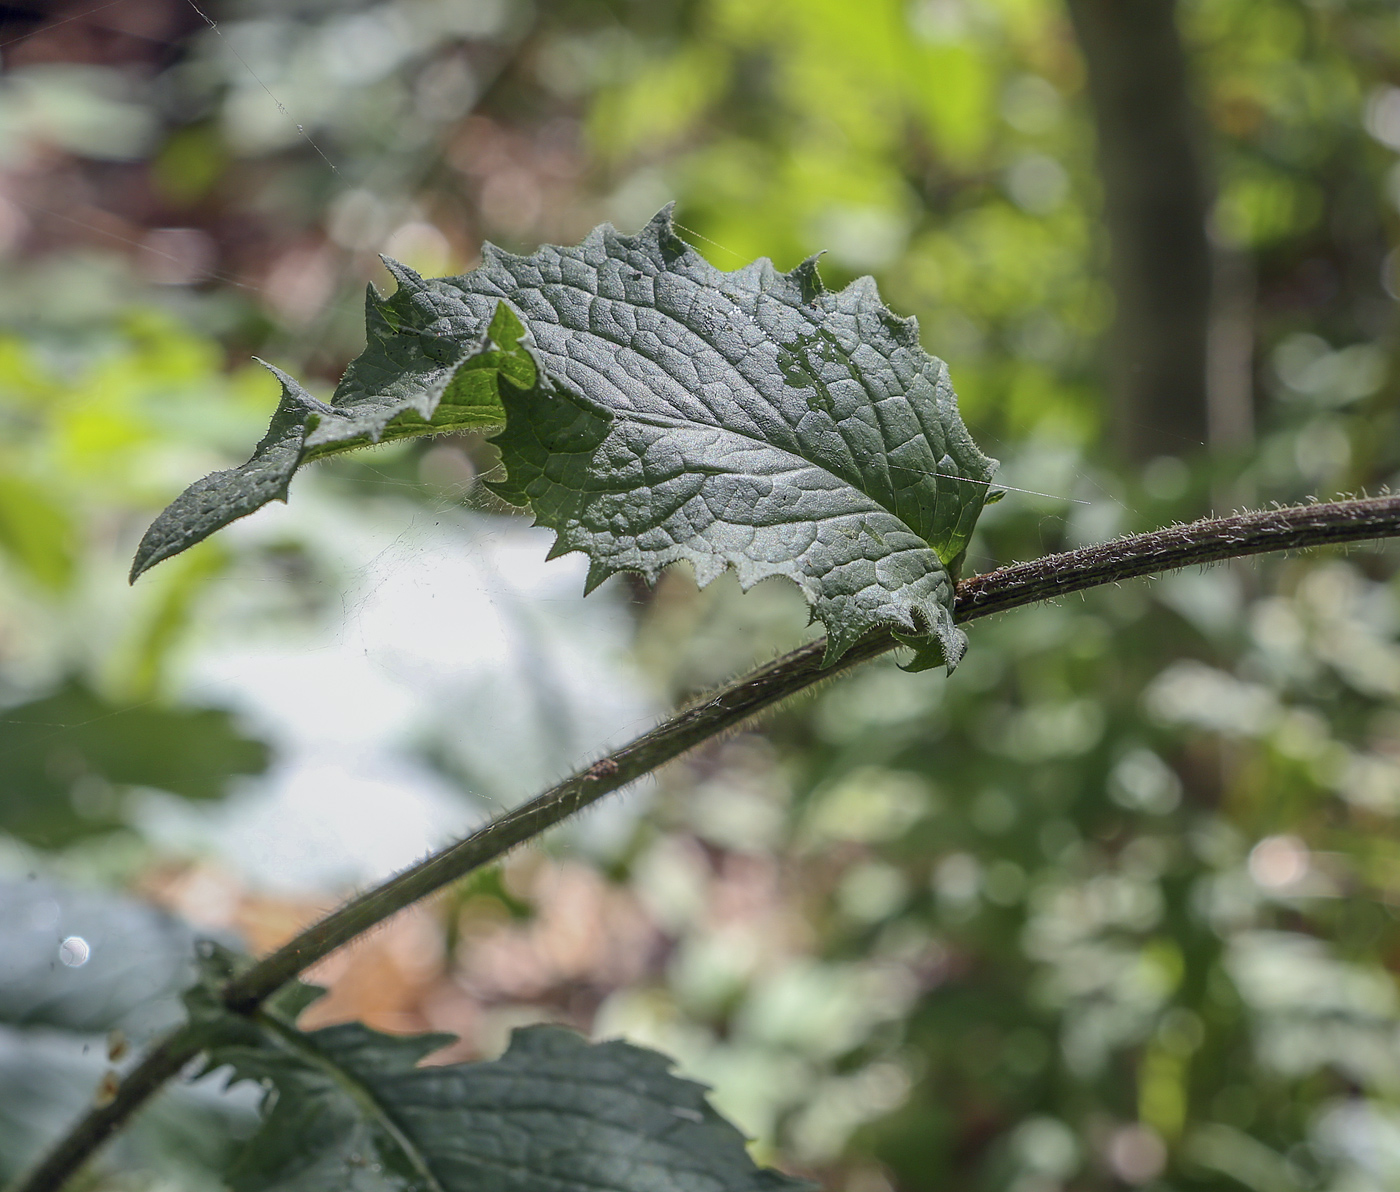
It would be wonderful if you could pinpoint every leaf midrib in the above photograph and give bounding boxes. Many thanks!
[253,1019,775,1192]
[255,1011,448,1192]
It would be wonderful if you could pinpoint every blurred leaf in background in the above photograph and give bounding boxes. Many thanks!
[0,877,253,1187]
[0,682,268,847]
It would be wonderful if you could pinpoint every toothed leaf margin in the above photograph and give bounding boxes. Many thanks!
[132,208,996,668]
[184,947,813,1192]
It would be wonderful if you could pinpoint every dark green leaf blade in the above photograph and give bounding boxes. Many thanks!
[128,292,522,583]
[202,1010,813,1192]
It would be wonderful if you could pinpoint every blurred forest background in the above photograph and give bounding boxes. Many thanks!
[3,0,1400,1189]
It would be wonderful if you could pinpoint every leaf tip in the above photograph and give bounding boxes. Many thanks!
[790,253,827,303]
[380,254,428,295]
[480,240,510,268]
[252,358,335,416]
[582,557,615,594]
[129,509,193,583]
[641,202,688,260]
[893,618,968,674]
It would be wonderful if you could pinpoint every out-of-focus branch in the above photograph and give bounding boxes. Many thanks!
[1065,0,1214,460]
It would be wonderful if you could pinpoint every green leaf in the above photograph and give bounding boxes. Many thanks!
[0,881,251,1184]
[0,681,270,847]
[128,299,526,582]
[133,208,996,667]
[186,956,812,1192]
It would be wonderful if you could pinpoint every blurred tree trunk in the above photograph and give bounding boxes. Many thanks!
[1065,0,1214,461]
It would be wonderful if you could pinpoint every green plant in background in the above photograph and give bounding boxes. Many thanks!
[0,315,273,851]
[7,0,1400,1190]
[13,207,1400,1192]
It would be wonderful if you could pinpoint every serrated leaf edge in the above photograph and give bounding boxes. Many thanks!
[473,208,990,669]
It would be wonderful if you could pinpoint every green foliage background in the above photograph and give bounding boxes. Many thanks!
[4,0,1400,1190]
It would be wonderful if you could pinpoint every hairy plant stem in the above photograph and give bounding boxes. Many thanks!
[14,493,1400,1192]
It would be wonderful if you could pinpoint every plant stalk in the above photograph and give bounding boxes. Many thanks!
[14,493,1400,1192]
